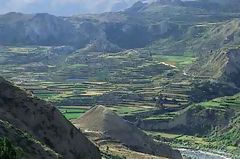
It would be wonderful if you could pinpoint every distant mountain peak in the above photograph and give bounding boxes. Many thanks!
[3,12,23,16]
[125,1,149,13]
[155,0,184,5]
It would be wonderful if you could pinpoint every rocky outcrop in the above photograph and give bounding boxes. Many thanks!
[73,105,182,159]
[0,77,101,159]
[220,48,240,87]
[188,47,240,88]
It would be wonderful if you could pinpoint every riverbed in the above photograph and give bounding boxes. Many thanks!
[179,148,232,159]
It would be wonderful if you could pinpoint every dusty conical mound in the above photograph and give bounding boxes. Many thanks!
[73,105,182,159]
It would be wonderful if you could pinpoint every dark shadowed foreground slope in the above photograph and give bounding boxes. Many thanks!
[0,77,101,159]
[0,119,61,159]
[73,105,182,159]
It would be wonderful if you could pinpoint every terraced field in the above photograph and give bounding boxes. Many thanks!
[1,46,234,124]
[200,93,240,109]
[0,46,198,120]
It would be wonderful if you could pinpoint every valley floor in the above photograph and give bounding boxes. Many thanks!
[0,46,239,158]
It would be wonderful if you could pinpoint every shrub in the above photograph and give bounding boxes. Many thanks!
[0,138,17,159]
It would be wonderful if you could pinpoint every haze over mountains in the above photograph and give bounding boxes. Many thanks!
[1,0,238,15]
[1,0,240,50]
[0,0,154,15]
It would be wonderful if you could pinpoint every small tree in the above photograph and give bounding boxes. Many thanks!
[155,94,164,109]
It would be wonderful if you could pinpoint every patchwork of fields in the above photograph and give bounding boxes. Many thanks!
[0,46,197,120]
[1,46,239,157]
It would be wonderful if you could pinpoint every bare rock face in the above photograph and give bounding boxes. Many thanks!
[0,77,101,159]
[220,49,240,86]
[73,105,182,159]
[206,48,240,79]
[188,47,240,87]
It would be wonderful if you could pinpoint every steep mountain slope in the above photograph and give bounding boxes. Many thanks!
[0,77,101,159]
[188,47,240,87]
[73,105,182,159]
[0,13,89,47]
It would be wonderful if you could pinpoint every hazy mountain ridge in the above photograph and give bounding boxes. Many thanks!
[0,0,240,51]
[0,13,89,47]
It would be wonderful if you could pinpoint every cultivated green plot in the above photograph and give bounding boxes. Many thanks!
[58,106,89,120]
